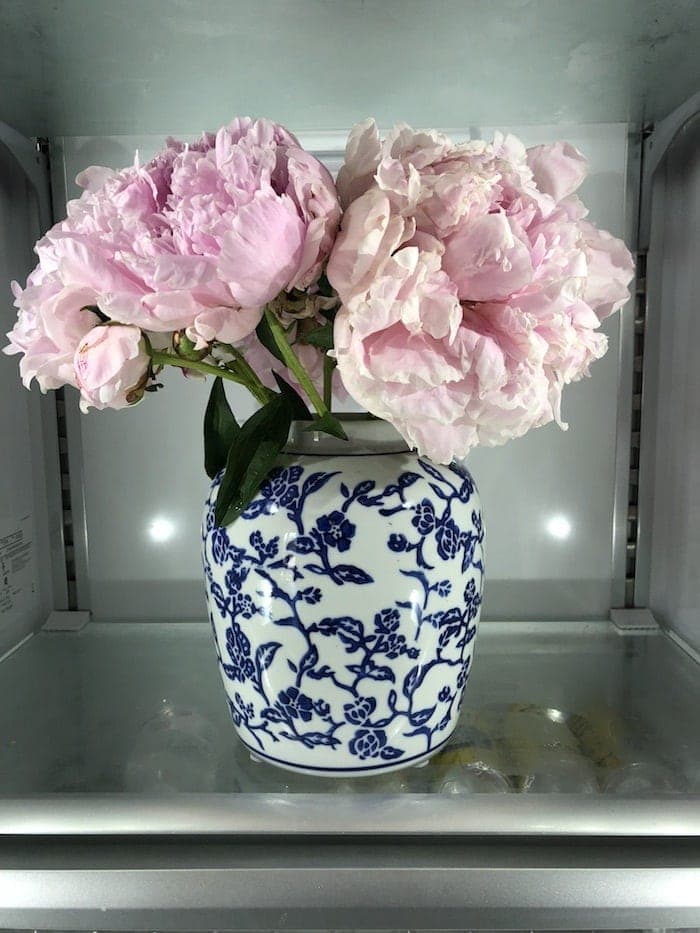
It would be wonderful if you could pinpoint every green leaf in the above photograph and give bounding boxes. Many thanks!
[273,372,312,420]
[314,273,336,299]
[255,314,286,365]
[303,411,348,441]
[204,377,240,480]
[300,320,334,351]
[214,397,292,527]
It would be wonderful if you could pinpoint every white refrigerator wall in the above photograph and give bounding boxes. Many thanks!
[0,143,56,656]
[54,123,631,622]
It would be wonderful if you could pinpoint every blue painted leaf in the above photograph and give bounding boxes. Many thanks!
[439,608,463,627]
[305,563,326,575]
[346,664,364,675]
[307,664,333,680]
[261,707,284,723]
[461,546,475,573]
[332,564,374,585]
[299,644,319,675]
[340,482,350,497]
[402,665,421,698]
[241,499,267,519]
[429,482,449,500]
[302,471,339,497]
[411,705,436,726]
[380,746,404,761]
[287,659,298,673]
[301,732,342,748]
[255,641,281,674]
[420,459,449,483]
[316,616,365,650]
[287,535,315,554]
[439,624,461,648]
[398,471,420,488]
[354,479,376,497]
[221,663,242,681]
[364,664,395,683]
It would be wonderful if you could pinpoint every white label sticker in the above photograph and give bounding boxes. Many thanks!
[0,515,35,615]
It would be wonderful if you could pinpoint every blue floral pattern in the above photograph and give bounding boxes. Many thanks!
[202,452,484,774]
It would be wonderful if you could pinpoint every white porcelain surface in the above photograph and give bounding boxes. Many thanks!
[202,425,484,775]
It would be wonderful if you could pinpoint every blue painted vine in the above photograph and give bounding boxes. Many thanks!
[203,456,484,766]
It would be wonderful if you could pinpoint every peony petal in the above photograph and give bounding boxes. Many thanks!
[442,212,533,301]
[218,189,305,308]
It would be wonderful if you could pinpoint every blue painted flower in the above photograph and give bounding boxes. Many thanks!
[211,527,233,565]
[225,564,249,593]
[316,511,356,552]
[349,728,387,760]
[276,686,314,722]
[313,698,331,718]
[234,592,256,619]
[300,586,322,605]
[463,578,482,622]
[434,579,452,598]
[228,692,255,726]
[375,607,400,634]
[438,686,451,703]
[382,632,408,659]
[343,696,377,725]
[388,532,408,552]
[412,498,436,535]
[436,518,461,559]
[223,623,255,682]
[260,465,302,509]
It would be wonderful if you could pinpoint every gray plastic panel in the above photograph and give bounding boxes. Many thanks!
[0,125,64,654]
[638,108,700,650]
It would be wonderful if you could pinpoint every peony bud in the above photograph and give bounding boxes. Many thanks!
[74,324,150,412]
[172,329,209,361]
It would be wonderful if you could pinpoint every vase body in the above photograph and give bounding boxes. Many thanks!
[202,418,484,776]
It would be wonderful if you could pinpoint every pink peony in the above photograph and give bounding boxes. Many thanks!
[3,276,100,391]
[328,121,635,463]
[166,117,341,342]
[74,324,150,412]
[5,118,342,395]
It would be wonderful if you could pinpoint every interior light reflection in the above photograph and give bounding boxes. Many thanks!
[148,516,176,543]
[546,514,572,541]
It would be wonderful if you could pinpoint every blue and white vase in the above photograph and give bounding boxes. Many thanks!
[202,417,484,776]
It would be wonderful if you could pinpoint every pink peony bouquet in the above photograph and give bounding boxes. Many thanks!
[4,116,634,525]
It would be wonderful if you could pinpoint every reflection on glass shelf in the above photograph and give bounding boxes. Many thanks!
[0,621,698,797]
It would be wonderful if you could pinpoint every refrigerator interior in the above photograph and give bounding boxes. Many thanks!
[1,1,700,929]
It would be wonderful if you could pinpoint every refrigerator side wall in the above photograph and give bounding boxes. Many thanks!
[0,141,62,655]
[646,113,700,650]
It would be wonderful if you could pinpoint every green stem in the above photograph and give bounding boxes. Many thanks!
[151,350,269,404]
[323,354,336,410]
[219,344,273,403]
[263,307,329,417]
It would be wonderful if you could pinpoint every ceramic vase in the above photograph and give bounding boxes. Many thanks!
[202,417,484,776]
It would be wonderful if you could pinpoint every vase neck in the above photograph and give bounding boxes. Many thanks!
[285,416,410,456]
